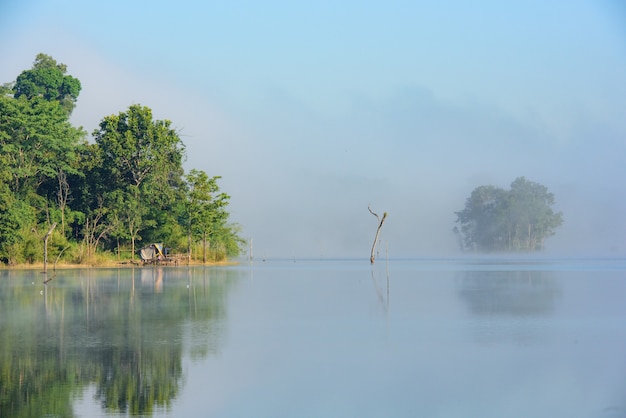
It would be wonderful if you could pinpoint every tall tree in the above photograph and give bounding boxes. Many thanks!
[13,53,81,115]
[0,182,36,264]
[93,105,185,256]
[454,185,508,252]
[93,105,185,190]
[455,177,563,252]
[0,56,85,262]
[105,187,151,260]
[182,170,233,262]
[0,95,85,197]
[506,177,563,251]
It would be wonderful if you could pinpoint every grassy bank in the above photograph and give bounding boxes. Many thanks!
[0,258,239,270]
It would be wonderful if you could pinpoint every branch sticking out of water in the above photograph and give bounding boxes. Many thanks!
[368,205,387,264]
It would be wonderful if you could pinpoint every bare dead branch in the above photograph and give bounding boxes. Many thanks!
[368,204,379,220]
[368,205,387,264]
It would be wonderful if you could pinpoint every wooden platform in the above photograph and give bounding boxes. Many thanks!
[142,255,181,266]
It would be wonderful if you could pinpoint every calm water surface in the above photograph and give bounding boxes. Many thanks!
[1,258,625,417]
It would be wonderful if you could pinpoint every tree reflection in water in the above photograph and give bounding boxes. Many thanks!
[457,269,562,344]
[0,267,236,417]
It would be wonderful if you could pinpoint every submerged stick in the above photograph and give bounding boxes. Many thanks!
[368,205,387,264]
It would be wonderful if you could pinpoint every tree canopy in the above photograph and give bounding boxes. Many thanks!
[454,177,563,252]
[13,53,81,115]
[0,53,243,265]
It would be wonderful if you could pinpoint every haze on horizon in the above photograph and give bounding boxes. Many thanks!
[1,1,625,259]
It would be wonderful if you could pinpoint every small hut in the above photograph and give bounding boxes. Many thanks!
[139,243,165,264]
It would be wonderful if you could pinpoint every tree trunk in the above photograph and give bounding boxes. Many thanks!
[43,223,57,275]
[202,230,207,263]
[57,170,69,236]
[187,230,192,264]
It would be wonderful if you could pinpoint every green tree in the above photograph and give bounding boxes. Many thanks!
[0,56,85,263]
[0,95,85,197]
[93,105,185,257]
[182,170,241,262]
[506,177,563,250]
[0,183,36,264]
[93,105,185,190]
[105,187,148,260]
[455,177,563,252]
[13,53,81,115]
[454,185,508,252]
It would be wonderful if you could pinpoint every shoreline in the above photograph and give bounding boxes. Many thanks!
[0,259,239,270]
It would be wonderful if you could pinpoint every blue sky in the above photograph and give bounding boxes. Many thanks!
[1,1,626,258]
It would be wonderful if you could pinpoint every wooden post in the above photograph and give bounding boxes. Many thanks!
[43,223,57,274]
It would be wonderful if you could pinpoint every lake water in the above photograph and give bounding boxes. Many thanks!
[1,258,625,418]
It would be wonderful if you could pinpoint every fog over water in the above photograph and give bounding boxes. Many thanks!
[1,1,625,258]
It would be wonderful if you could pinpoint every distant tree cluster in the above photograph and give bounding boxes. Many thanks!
[454,177,563,252]
[0,53,244,265]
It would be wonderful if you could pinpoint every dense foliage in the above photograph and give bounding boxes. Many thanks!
[0,54,243,265]
[454,177,563,252]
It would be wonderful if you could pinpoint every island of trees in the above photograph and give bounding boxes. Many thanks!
[454,177,563,252]
[0,53,244,265]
